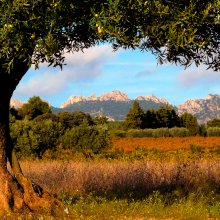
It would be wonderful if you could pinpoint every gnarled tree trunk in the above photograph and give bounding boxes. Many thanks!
[0,64,63,216]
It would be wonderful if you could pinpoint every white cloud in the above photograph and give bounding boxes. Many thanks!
[178,66,220,87]
[135,69,157,78]
[15,45,114,96]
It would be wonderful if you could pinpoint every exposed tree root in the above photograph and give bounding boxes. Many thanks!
[0,151,64,216]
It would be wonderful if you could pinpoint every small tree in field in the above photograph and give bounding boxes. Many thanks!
[0,0,219,215]
[180,113,199,136]
[123,101,145,129]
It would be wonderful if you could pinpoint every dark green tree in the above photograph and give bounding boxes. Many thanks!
[168,109,180,128]
[0,0,219,214]
[180,112,199,136]
[144,109,158,129]
[207,118,220,128]
[57,111,94,129]
[18,96,51,120]
[156,106,180,128]
[94,116,108,125]
[123,101,145,129]
[34,112,58,122]
[199,124,207,137]
[156,106,170,128]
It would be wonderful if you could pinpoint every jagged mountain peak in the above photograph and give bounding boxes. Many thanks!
[206,94,220,100]
[177,94,220,123]
[61,90,130,108]
[136,94,169,104]
[99,90,129,101]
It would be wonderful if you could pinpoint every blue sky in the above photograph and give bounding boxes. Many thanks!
[13,45,220,108]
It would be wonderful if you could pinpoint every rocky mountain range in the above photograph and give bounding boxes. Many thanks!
[11,91,220,123]
[177,94,220,124]
[61,91,130,108]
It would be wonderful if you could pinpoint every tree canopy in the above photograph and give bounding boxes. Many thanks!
[123,101,145,129]
[18,96,51,120]
[0,0,220,73]
[93,0,220,70]
[180,112,199,136]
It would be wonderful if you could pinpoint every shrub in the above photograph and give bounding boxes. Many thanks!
[207,127,220,136]
[152,128,170,137]
[169,127,189,137]
[126,129,155,137]
[108,129,127,138]
[141,129,155,137]
[60,125,111,153]
[126,129,145,137]
[10,119,65,158]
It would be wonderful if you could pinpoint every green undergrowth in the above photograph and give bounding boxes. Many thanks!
[60,191,220,220]
[7,192,220,219]
[3,191,220,219]
[65,192,220,220]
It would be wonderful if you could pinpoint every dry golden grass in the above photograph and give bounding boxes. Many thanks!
[20,158,220,198]
[111,136,220,152]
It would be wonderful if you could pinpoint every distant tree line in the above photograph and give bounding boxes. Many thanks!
[123,101,199,136]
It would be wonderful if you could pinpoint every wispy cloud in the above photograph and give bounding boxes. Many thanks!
[135,69,157,78]
[15,45,114,97]
[178,66,220,87]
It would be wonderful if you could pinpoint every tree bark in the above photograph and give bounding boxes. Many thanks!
[0,75,24,213]
[0,63,63,216]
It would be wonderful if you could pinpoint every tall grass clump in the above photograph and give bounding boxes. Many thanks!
[21,159,220,200]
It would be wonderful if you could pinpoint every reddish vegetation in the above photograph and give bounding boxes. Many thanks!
[111,137,220,152]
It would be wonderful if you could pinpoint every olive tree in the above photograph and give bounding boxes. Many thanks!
[0,0,219,214]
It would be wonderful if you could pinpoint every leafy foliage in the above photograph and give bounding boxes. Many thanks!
[57,111,94,129]
[0,0,220,73]
[94,0,220,70]
[198,124,207,137]
[10,119,65,157]
[207,118,220,128]
[123,101,145,129]
[180,112,199,136]
[60,125,111,153]
[156,106,180,128]
[207,127,220,136]
[18,96,51,120]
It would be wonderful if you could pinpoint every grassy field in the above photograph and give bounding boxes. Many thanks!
[112,136,220,152]
[18,155,220,219]
[4,137,220,219]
